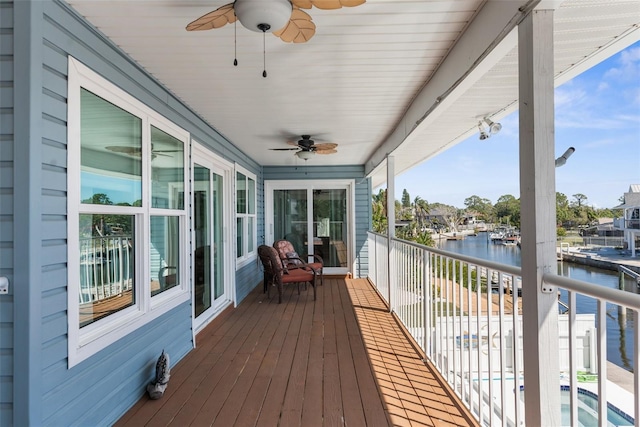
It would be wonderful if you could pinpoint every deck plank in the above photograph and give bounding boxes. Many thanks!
[117,277,478,427]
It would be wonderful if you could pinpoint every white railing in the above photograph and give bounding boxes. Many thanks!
[79,236,133,303]
[367,231,640,427]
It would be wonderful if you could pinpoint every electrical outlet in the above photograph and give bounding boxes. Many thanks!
[0,277,8,295]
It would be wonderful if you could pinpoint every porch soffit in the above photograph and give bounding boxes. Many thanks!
[64,0,640,184]
[368,0,640,187]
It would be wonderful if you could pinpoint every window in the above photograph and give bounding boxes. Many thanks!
[67,57,189,366]
[236,166,257,265]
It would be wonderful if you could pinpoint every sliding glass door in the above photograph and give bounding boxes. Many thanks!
[192,144,234,331]
[313,189,348,268]
[266,181,353,274]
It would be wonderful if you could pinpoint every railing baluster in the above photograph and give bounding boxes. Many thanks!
[635,309,639,427]
[512,273,522,427]
[498,271,507,427]
[487,268,494,425]
[446,256,452,383]
[423,249,430,358]
[569,290,578,427]
[466,261,473,410]
[598,299,607,427]
[476,265,484,425]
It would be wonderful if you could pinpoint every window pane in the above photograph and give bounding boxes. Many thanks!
[81,88,142,206]
[248,178,256,214]
[212,173,225,299]
[151,126,184,209]
[236,172,246,213]
[194,165,211,317]
[79,213,135,327]
[247,216,254,253]
[237,217,244,258]
[273,189,307,254]
[313,189,347,267]
[150,216,180,296]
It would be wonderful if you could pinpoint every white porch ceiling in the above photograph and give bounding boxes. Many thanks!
[66,0,640,185]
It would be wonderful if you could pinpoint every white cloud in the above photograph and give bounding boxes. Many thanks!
[604,46,640,82]
[555,87,587,108]
[621,46,640,64]
[584,138,617,149]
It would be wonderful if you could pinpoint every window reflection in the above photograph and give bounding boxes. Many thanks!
[237,217,244,258]
[79,214,135,327]
[80,88,142,206]
[151,126,184,209]
[150,216,180,296]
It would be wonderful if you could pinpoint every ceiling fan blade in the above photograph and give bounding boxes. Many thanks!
[270,147,300,151]
[291,0,313,9]
[186,3,236,31]
[316,149,338,155]
[273,9,315,43]
[106,146,141,155]
[312,142,338,150]
[309,0,365,9]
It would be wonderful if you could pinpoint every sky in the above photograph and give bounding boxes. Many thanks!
[393,40,640,210]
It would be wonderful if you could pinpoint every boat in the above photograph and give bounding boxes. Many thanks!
[490,226,520,245]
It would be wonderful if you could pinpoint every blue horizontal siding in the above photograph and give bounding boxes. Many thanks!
[0,0,14,425]
[6,0,269,424]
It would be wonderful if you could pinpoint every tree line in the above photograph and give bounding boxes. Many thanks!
[372,188,623,245]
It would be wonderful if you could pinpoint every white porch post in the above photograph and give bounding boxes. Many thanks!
[518,10,561,426]
[387,155,395,312]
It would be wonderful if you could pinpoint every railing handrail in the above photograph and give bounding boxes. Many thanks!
[369,230,522,276]
[543,272,640,310]
[369,230,640,310]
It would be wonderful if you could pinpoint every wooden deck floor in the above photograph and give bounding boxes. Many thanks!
[115,277,477,426]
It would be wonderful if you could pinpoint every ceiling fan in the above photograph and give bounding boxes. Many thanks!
[270,135,338,160]
[105,145,181,160]
[186,0,366,43]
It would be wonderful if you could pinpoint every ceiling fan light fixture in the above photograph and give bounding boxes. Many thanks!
[234,0,292,33]
[296,150,314,160]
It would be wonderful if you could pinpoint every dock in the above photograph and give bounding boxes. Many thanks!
[557,247,640,276]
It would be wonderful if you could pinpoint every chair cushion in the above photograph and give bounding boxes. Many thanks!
[282,267,314,284]
[274,240,296,259]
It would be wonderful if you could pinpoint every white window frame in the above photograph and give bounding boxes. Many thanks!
[67,57,190,367]
[191,142,237,334]
[235,164,257,268]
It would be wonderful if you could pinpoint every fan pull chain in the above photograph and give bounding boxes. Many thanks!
[233,21,238,66]
[262,30,267,78]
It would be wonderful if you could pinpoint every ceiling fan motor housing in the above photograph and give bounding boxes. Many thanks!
[234,0,292,33]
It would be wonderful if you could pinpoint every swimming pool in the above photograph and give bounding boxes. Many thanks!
[559,387,634,427]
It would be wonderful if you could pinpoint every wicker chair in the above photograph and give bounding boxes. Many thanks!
[258,245,316,303]
[273,239,324,286]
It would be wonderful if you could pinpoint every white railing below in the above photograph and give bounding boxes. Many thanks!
[79,236,133,303]
[367,231,640,427]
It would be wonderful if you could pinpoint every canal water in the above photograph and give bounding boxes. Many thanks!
[439,234,639,373]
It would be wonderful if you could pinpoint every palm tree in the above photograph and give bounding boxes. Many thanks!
[372,189,387,233]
